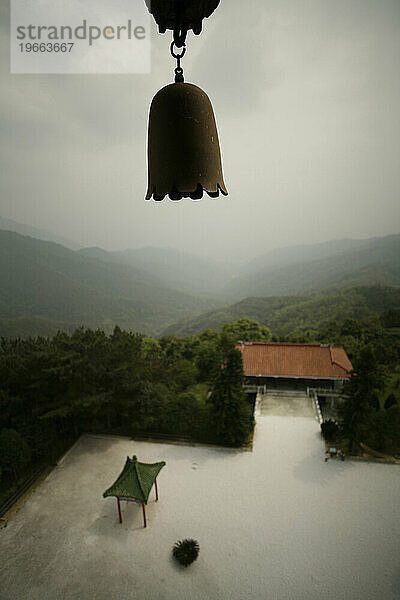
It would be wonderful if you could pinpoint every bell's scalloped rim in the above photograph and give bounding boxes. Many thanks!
[145,182,228,202]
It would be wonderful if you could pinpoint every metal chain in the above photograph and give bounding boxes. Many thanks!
[170,39,186,83]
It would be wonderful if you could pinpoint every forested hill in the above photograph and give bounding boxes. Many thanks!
[162,286,400,338]
[1,226,400,340]
[239,238,366,275]
[0,230,218,338]
[224,234,400,299]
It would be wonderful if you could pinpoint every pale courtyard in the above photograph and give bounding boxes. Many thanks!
[0,396,399,600]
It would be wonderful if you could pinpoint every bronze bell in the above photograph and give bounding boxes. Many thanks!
[146,82,228,201]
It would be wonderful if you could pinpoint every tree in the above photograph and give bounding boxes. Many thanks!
[158,335,186,364]
[383,404,400,454]
[222,319,271,342]
[381,308,400,328]
[208,341,253,446]
[163,392,203,436]
[141,337,161,361]
[167,359,198,392]
[338,346,384,453]
[320,419,340,442]
[194,337,221,383]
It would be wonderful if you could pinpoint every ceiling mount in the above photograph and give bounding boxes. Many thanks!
[144,0,221,37]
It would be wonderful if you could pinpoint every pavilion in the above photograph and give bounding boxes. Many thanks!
[103,455,166,528]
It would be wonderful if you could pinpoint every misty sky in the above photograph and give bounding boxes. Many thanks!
[1,0,399,262]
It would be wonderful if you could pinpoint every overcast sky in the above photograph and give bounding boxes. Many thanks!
[1,0,399,262]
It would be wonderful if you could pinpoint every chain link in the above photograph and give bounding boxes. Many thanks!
[170,39,186,83]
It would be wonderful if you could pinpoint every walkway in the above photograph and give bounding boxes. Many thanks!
[260,389,315,418]
[0,417,399,599]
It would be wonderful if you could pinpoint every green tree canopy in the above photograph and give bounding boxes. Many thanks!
[208,338,253,446]
[338,346,384,453]
[222,319,271,343]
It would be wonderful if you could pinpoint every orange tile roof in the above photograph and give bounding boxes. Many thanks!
[237,342,353,379]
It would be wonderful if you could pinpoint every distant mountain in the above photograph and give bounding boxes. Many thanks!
[240,238,367,275]
[2,227,400,340]
[0,216,80,250]
[0,230,218,338]
[162,286,400,338]
[223,234,400,299]
[0,315,77,339]
[78,245,234,297]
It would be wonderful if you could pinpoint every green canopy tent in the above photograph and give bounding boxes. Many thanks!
[103,455,166,527]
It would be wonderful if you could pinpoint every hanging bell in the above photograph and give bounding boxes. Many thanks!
[145,82,228,201]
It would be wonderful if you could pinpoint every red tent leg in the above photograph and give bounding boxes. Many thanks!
[155,479,159,501]
[117,497,122,524]
[142,503,147,528]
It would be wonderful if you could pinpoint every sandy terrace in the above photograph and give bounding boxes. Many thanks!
[0,408,399,600]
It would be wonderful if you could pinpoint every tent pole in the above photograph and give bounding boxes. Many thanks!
[142,503,147,528]
[155,479,159,501]
[117,497,122,524]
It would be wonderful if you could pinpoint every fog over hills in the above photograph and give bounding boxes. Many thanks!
[0,229,219,338]
[78,245,234,297]
[224,234,400,299]
[1,217,399,339]
[0,216,81,250]
[239,238,370,275]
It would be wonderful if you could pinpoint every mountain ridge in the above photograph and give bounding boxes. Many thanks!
[161,286,400,338]
[0,229,218,338]
[78,244,234,297]
[224,234,400,299]
[1,224,399,339]
[0,216,81,250]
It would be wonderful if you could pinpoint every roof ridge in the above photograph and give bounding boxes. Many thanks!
[329,345,350,373]
[117,457,133,485]
[131,456,146,499]
[239,342,323,347]
[115,457,144,496]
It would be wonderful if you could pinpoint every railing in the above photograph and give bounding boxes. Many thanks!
[0,466,45,520]
[244,385,266,394]
[131,432,194,444]
[244,385,258,393]
[308,389,323,424]
[307,387,343,397]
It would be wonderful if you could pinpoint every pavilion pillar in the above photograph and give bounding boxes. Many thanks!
[117,497,122,524]
[142,503,147,528]
[155,479,159,501]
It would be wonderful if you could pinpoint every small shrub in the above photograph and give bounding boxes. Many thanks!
[321,419,340,442]
[172,538,200,567]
